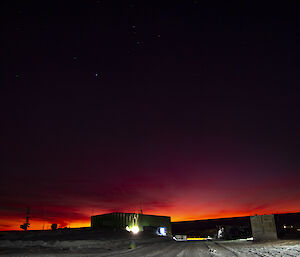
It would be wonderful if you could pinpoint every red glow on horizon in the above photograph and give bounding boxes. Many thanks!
[2,141,300,232]
[2,204,300,231]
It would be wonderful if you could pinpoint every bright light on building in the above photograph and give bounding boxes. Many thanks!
[131,226,139,234]
[157,227,167,236]
[125,225,139,234]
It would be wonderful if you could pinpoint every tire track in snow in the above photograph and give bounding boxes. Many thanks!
[178,242,212,257]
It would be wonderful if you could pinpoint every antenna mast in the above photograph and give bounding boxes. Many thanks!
[20,207,30,231]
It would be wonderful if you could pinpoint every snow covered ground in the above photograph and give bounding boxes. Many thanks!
[1,239,300,256]
[1,230,300,257]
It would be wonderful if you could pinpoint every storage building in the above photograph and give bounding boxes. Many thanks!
[91,212,172,236]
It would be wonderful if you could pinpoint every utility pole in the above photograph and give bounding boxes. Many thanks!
[139,201,143,214]
[42,207,46,230]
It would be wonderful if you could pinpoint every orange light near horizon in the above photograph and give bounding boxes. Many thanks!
[0,219,91,232]
[2,206,300,232]
[67,221,91,228]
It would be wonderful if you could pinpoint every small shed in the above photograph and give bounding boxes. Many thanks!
[250,214,278,241]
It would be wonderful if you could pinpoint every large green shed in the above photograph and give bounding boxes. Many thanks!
[91,212,172,236]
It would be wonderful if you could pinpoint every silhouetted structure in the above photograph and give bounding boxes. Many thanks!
[172,212,300,239]
[20,207,30,231]
[275,212,300,239]
[51,224,58,231]
[172,216,252,239]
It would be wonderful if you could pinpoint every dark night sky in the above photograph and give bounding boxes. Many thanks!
[1,1,300,230]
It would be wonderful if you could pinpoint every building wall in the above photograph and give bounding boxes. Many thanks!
[172,216,251,238]
[91,212,172,236]
[140,214,172,235]
[91,213,138,229]
[250,214,278,241]
[275,212,300,239]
